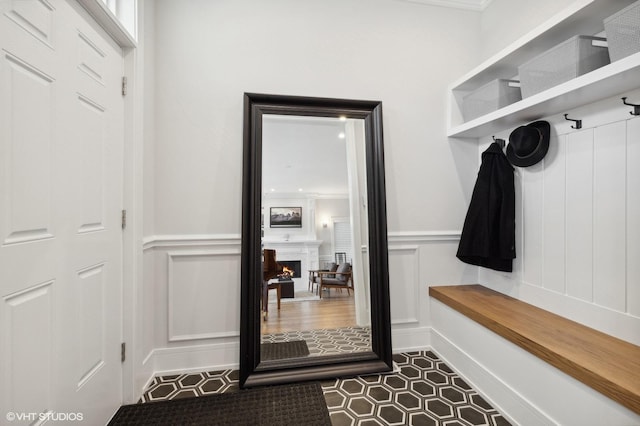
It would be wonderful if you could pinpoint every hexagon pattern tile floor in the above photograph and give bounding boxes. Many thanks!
[139,370,240,403]
[321,352,511,426]
[261,326,372,356]
[140,351,512,425]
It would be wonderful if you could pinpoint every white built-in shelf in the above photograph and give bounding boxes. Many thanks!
[448,52,640,138]
[447,0,640,139]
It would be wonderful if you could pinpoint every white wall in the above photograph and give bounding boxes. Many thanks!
[151,0,480,234]
[478,0,576,61]
[136,0,157,399]
[142,0,155,239]
[141,0,481,380]
[315,198,350,259]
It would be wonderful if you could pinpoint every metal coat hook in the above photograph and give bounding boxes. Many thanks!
[622,97,640,116]
[492,136,505,148]
[564,114,582,129]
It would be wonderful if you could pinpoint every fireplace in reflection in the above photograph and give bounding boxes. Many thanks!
[277,260,301,279]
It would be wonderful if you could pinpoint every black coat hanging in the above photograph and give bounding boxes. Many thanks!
[457,142,515,272]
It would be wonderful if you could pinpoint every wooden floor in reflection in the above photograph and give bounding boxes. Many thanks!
[261,290,357,335]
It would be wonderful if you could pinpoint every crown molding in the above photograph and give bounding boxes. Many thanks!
[76,0,136,47]
[397,0,493,12]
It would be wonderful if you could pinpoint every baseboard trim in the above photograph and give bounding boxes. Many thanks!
[135,343,238,402]
[139,327,432,395]
[146,342,240,377]
[391,326,431,352]
[429,328,554,426]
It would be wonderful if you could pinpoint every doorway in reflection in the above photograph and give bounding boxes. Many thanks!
[260,114,371,362]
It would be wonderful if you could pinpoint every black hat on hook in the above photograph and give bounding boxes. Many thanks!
[506,120,550,167]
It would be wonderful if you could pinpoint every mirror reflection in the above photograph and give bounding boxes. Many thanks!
[260,114,372,362]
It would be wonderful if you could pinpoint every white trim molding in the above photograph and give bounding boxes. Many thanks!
[146,342,240,378]
[143,234,241,250]
[76,0,137,47]
[388,230,461,244]
[143,231,460,251]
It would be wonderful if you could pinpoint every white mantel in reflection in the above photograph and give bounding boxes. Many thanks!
[262,239,322,292]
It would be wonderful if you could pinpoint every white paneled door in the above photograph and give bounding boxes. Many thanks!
[0,0,124,424]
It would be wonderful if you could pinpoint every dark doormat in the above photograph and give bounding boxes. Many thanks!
[260,340,309,361]
[109,381,330,425]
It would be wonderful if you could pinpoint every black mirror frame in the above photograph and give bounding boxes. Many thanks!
[240,93,392,388]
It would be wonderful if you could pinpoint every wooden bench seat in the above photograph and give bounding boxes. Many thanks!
[429,284,640,415]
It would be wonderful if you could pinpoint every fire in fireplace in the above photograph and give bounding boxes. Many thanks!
[278,260,301,279]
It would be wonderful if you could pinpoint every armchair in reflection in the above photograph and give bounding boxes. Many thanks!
[315,263,353,298]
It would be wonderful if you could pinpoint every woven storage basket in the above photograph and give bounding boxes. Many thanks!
[518,35,610,98]
[462,79,522,122]
[604,0,640,62]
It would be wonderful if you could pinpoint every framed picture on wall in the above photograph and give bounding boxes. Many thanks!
[270,207,302,228]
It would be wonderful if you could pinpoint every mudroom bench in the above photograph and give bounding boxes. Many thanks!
[429,284,640,414]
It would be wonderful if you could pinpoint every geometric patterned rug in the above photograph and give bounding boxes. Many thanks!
[139,350,512,425]
[261,326,371,357]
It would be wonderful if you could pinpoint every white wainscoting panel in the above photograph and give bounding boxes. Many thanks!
[388,245,420,326]
[565,128,594,302]
[481,104,640,343]
[2,280,54,417]
[535,118,637,315]
[593,122,627,312]
[628,117,640,317]
[142,231,464,364]
[142,232,463,372]
[512,166,524,276]
[542,133,566,294]
[522,161,543,288]
[167,249,241,342]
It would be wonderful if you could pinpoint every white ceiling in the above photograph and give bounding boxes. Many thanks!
[262,115,350,197]
[397,0,493,12]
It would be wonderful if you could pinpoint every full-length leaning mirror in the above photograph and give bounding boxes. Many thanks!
[240,93,392,387]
